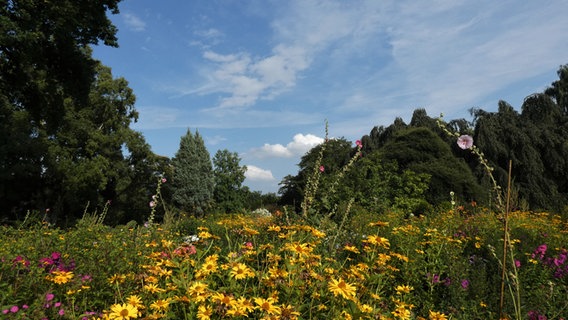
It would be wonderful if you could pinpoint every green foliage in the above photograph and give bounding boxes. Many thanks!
[213,149,247,213]
[171,129,214,216]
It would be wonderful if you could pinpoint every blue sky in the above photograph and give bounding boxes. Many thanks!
[92,0,568,194]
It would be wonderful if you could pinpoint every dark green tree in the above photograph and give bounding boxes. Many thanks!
[0,0,134,223]
[382,127,484,205]
[213,149,247,213]
[171,129,214,216]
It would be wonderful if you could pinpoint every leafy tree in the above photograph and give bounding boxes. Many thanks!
[213,149,247,213]
[345,151,431,214]
[382,127,484,205]
[171,129,214,216]
[0,0,142,223]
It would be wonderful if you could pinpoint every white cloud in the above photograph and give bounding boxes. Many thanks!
[123,13,146,32]
[245,165,275,181]
[249,133,323,159]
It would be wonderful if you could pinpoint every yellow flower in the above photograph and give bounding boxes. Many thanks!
[108,274,127,284]
[344,244,360,253]
[109,303,138,320]
[285,242,313,256]
[369,220,389,227]
[328,277,357,300]
[229,263,255,280]
[188,281,209,302]
[196,304,212,320]
[267,225,281,232]
[150,299,170,312]
[365,235,390,248]
[395,285,413,294]
[392,305,411,320]
[254,297,281,315]
[429,310,448,320]
[48,270,74,284]
[143,283,165,294]
[211,292,236,306]
[126,295,144,309]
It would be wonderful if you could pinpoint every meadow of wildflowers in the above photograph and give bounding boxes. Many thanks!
[1,206,567,319]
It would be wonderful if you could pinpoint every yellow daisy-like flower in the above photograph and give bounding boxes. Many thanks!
[211,292,236,307]
[254,297,281,315]
[267,225,281,232]
[109,303,138,320]
[369,220,389,227]
[126,295,144,309]
[428,310,448,320]
[143,283,165,294]
[150,299,170,312]
[48,270,74,284]
[196,304,213,320]
[188,281,209,303]
[344,244,360,253]
[229,263,255,280]
[364,235,390,248]
[328,277,357,300]
[108,274,127,284]
[395,285,413,294]
[392,305,411,320]
[284,242,313,256]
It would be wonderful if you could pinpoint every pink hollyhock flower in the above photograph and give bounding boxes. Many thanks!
[319,165,325,173]
[457,135,474,149]
[355,140,362,147]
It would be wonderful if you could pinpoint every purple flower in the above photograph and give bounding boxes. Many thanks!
[461,279,470,289]
[457,135,474,150]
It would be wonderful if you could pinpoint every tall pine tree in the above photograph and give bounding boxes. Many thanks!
[171,129,214,216]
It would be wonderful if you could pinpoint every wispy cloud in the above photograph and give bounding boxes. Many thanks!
[248,133,323,159]
[123,13,146,32]
[245,165,275,181]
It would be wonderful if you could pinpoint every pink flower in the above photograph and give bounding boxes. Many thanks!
[46,293,55,302]
[461,279,470,289]
[319,165,325,173]
[515,260,521,268]
[457,135,474,149]
[10,306,19,313]
[58,308,65,316]
[149,201,156,208]
[355,140,362,147]
[161,177,167,183]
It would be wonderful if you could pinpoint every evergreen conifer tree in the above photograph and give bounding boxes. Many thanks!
[171,129,214,216]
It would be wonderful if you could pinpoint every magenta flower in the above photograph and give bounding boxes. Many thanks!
[46,293,55,302]
[457,135,474,149]
[10,306,19,313]
[461,279,470,289]
[355,140,362,147]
